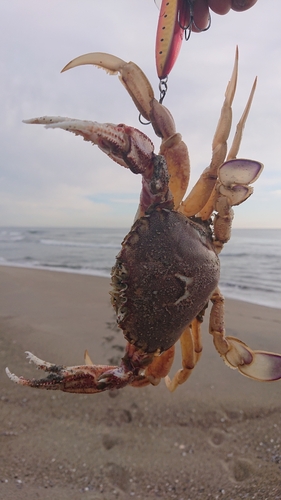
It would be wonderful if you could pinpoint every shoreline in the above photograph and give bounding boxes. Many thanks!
[0,261,111,278]
[0,262,280,310]
[1,266,281,499]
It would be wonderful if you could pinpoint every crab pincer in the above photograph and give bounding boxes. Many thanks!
[60,52,191,210]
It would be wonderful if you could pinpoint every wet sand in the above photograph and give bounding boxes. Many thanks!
[1,266,281,499]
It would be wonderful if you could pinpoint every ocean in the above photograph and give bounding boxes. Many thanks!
[0,227,280,309]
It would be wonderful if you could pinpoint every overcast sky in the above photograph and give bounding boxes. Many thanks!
[1,0,280,228]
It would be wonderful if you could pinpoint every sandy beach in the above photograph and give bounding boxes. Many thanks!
[1,266,281,500]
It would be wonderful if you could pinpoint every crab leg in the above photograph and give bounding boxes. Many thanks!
[165,315,203,392]
[24,116,173,217]
[24,117,154,173]
[194,76,263,252]
[5,352,122,393]
[179,47,240,218]
[198,76,258,222]
[131,346,176,387]
[226,77,257,163]
[61,52,190,209]
[209,288,281,381]
[5,345,158,394]
[6,345,177,393]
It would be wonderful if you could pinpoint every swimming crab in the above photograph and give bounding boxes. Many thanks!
[6,48,281,393]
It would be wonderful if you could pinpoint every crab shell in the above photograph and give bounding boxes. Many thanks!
[111,208,220,354]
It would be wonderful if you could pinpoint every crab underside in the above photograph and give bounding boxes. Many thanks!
[6,48,281,393]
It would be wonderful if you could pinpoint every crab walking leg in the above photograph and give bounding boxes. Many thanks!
[179,47,239,218]
[226,77,257,162]
[130,346,176,388]
[61,52,190,209]
[165,317,203,392]
[24,117,173,217]
[198,77,258,221]
[165,325,194,391]
[209,288,281,381]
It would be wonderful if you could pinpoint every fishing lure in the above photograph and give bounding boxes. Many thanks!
[156,0,210,82]
[155,0,258,96]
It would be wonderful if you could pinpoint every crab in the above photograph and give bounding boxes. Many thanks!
[6,48,281,394]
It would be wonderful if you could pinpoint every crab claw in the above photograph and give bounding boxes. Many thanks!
[24,116,154,173]
[210,289,281,382]
[219,158,263,185]
[61,52,190,208]
[62,52,176,140]
[217,157,263,207]
[222,338,281,381]
[6,346,167,393]
[24,116,174,215]
[5,352,134,393]
[211,157,263,248]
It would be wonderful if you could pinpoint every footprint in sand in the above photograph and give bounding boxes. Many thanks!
[103,408,133,425]
[222,457,254,483]
[208,429,228,447]
[103,462,130,492]
[232,458,253,482]
[102,434,121,450]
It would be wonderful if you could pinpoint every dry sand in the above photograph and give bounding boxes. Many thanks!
[0,266,281,500]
